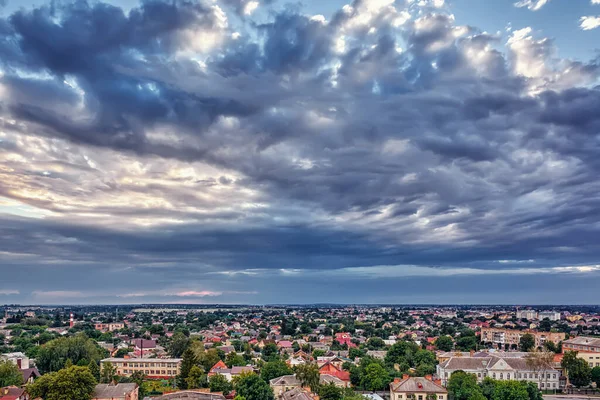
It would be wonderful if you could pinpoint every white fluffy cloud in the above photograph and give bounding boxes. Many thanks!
[580,15,600,30]
[514,0,550,11]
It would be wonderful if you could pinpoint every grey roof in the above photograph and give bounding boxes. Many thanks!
[441,355,557,372]
[270,374,345,386]
[440,357,492,370]
[149,391,226,400]
[390,377,447,393]
[93,383,137,399]
[270,374,301,386]
[563,336,600,347]
[281,388,314,400]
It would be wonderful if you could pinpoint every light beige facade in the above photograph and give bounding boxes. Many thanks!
[480,328,565,348]
[101,358,181,379]
[578,352,600,368]
[95,322,125,332]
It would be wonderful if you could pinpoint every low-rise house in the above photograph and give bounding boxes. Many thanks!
[208,361,253,382]
[270,374,347,397]
[150,391,226,400]
[0,387,28,400]
[0,353,29,369]
[319,361,350,383]
[281,388,316,400]
[389,375,447,400]
[93,383,138,400]
[20,368,40,384]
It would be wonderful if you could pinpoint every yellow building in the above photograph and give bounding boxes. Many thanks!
[577,352,600,368]
[101,358,181,379]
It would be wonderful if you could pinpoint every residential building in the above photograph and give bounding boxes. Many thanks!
[95,322,125,332]
[538,311,561,321]
[281,388,316,400]
[319,361,350,383]
[517,310,538,320]
[0,386,28,400]
[437,355,560,390]
[0,353,29,369]
[480,328,565,348]
[270,374,347,398]
[208,360,253,382]
[20,368,40,384]
[93,383,138,400]
[100,358,181,379]
[563,336,600,353]
[151,391,226,400]
[389,375,447,400]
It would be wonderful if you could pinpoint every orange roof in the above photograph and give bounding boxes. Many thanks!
[210,360,228,372]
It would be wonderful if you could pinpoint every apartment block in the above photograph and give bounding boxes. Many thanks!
[480,328,565,348]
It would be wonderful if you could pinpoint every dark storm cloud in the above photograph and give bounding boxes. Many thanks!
[1,0,600,303]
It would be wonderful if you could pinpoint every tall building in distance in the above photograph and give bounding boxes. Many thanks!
[480,328,565,349]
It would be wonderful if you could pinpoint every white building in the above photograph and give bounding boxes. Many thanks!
[437,354,560,390]
[537,311,561,321]
[516,310,538,320]
[0,352,30,369]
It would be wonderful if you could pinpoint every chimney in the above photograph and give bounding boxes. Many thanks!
[393,378,402,384]
[425,375,433,381]
[470,349,475,356]
[69,313,74,328]
[434,379,442,386]
[402,374,410,380]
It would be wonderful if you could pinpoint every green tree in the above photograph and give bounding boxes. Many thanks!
[313,349,326,358]
[435,336,454,352]
[360,363,390,392]
[261,360,293,382]
[456,336,478,352]
[226,352,246,368]
[100,361,116,384]
[491,381,529,400]
[262,343,279,362]
[591,366,600,387]
[519,334,535,352]
[177,347,198,389]
[27,366,97,400]
[130,371,148,398]
[210,373,233,395]
[447,371,486,400]
[235,372,275,400]
[295,363,321,391]
[479,377,497,400]
[36,333,105,373]
[319,383,344,400]
[569,358,591,387]
[186,366,207,389]
[367,337,385,350]
[87,360,100,381]
[0,359,23,387]
[198,348,222,372]
[168,332,191,358]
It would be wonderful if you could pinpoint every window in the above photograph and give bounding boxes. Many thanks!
[493,373,496,379]
[500,373,503,379]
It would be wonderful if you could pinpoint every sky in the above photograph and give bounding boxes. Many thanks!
[1,0,600,305]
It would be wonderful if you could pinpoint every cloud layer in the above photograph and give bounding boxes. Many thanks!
[1,0,600,304]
